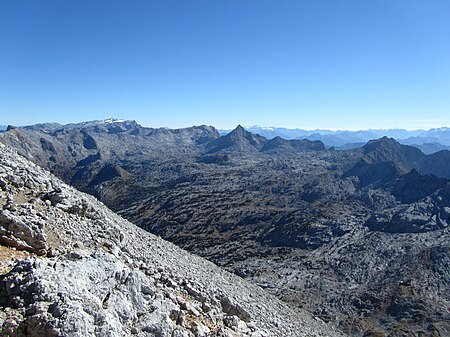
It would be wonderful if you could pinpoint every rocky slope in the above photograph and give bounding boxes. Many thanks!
[1,120,450,336]
[0,143,341,336]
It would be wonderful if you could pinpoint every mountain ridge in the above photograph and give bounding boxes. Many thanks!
[7,120,450,149]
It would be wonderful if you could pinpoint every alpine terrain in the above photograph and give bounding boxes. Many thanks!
[1,119,449,336]
[0,141,343,336]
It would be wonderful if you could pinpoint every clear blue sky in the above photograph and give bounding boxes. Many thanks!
[1,0,449,130]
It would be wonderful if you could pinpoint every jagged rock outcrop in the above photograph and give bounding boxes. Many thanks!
[0,143,341,337]
[361,137,424,173]
[206,125,267,154]
[345,137,450,182]
[366,181,450,233]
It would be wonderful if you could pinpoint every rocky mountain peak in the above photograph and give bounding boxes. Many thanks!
[226,125,262,144]
[206,125,267,154]
[363,136,404,153]
[360,137,425,173]
[232,124,246,135]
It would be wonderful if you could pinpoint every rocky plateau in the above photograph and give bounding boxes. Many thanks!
[0,142,342,336]
[1,119,449,336]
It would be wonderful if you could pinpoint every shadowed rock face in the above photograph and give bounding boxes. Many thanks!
[1,120,450,336]
[420,150,450,179]
[346,136,450,182]
[361,137,424,173]
[345,159,401,187]
[81,130,98,149]
[88,163,131,187]
[389,170,447,204]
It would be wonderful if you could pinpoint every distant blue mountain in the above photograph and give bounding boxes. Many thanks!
[218,126,315,139]
[334,142,367,150]
[406,142,450,155]
[218,126,450,152]
[399,128,450,146]
[0,125,7,132]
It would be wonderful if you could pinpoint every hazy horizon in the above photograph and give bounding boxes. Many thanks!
[2,117,450,133]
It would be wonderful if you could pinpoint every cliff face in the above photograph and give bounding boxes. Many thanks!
[0,143,340,337]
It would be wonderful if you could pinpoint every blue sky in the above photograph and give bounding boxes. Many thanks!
[1,0,450,130]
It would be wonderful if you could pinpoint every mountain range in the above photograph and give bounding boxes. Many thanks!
[4,122,450,151]
[219,125,450,152]
[1,119,449,336]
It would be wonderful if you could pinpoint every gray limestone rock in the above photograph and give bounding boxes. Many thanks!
[0,143,340,336]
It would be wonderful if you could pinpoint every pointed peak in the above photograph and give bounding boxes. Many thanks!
[233,125,246,132]
[406,168,420,176]
[227,125,247,137]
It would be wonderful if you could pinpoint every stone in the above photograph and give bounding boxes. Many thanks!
[0,143,340,337]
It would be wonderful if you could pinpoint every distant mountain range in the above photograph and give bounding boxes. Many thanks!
[219,126,450,153]
[4,122,450,151]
